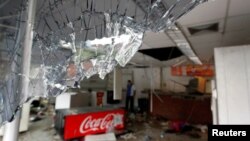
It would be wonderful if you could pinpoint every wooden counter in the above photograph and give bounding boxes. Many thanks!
[151,93,212,124]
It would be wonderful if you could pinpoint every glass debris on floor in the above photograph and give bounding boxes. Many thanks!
[0,0,207,125]
[116,113,208,141]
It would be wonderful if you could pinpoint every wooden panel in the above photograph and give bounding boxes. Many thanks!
[151,94,212,124]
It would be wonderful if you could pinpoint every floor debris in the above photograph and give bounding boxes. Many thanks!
[0,111,208,141]
[85,133,116,141]
[120,133,137,140]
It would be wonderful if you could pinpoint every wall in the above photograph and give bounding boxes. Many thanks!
[132,67,208,94]
[133,68,160,91]
[132,68,161,107]
[162,67,212,94]
[114,68,122,100]
[129,67,211,107]
[215,45,250,124]
[162,67,192,93]
[121,69,133,89]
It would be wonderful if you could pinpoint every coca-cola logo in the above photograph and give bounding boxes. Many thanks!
[79,113,123,134]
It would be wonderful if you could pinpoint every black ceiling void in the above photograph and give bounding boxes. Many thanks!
[139,47,183,61]
[188,22,219,35]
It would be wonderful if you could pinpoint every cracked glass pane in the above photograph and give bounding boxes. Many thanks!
[0,0,207,125]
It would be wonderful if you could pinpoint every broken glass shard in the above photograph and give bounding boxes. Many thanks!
[0,0,207,125]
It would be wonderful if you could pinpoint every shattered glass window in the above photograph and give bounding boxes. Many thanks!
[0,0,207,125]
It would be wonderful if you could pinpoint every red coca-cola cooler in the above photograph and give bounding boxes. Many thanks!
[55,106,125,140]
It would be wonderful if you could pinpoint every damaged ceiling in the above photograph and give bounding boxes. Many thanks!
[138,0,250,64]
[139,47,183,61]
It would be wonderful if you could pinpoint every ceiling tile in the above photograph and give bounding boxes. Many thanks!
[140,43,151,50]
[143,31,175,48]
[222,30,250,46]
[144,40,175,48]
[225,14,250,32]
[190,30,250,62]
[178,0,228,26]
[188,33,223,44]
[222,30,250,44]
[228,0,250,16]
[192,41,222,62]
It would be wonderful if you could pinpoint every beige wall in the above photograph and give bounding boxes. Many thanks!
[162,67,191,93]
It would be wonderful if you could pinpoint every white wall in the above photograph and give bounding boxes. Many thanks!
[134,68,161,90]
[120,69,133,106]
[114,68,122,100]
[162,67,191,93]
[215,45,250,124]
[132,68,160,107]
[121,69,133,89]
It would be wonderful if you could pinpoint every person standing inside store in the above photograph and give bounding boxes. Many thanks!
[125,80,136,113]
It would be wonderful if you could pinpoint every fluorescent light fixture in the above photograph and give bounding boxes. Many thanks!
[166,25,202,65]
[190,57,202,65]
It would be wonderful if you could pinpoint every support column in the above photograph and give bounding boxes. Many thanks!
[2,111,21,141]
[3,0,37,141]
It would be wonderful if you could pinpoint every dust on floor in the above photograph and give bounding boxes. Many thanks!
[0,115,208,141]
